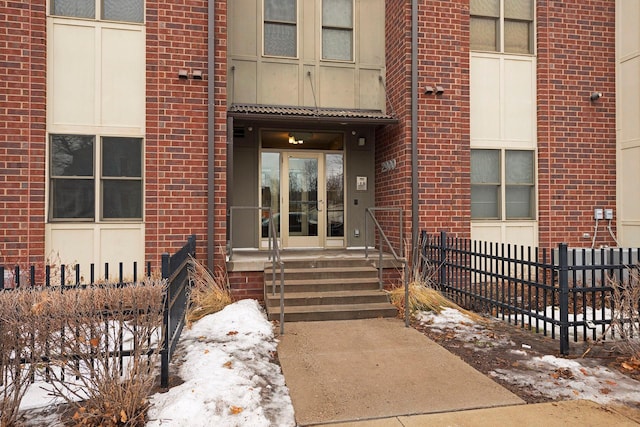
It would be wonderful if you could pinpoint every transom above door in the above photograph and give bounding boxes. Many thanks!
[260,130,345,249]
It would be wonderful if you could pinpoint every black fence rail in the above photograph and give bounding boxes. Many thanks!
[420,231,640,354]
[160,234,196,388]
[0,234,196,388]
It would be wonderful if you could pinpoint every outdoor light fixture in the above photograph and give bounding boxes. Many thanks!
[590,92,602,102]
[178,69,188,79]
[288,134,303,145]
[192,70,203,79]
[424,86,434,95]
[435,86,444,95]
[358,137,366,146]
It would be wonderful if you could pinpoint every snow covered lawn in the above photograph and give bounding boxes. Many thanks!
[17,299,295,427]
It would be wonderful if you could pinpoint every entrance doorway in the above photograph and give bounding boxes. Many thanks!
[260,131,344,249]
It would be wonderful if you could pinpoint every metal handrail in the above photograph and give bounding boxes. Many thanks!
[267,214,285,335]
[227,205,285,334]
[364,207,410,327]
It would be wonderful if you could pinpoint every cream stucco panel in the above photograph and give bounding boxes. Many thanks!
[101,28,145,129]
[358,0,385,65]
[504,58,535,144]
[46,224,145,281]
[260,62,299,105]
[619,0,640,58]
[51,23,96,126]
[619,58,640,146]
[470,56,501,142]
[229,0,258,56]
[320,66,355,108]
[232,61,258,104]
[471,222,538,248]
[620,147,640,221]
[359,69,382,110]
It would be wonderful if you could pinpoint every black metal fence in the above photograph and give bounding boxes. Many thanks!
[160,234,196,387]
[0,234,196,388]
[419,231,639,354]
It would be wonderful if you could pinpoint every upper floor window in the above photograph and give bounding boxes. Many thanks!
[471,149,535,220]
[264,0,297,57]
[50,135,143,221]
[322,0,353,61]
[470,0,534,54]
[51,0,144,23]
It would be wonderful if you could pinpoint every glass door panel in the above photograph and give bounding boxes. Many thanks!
[326,153,344,237]
[284,153,323,247]
[261,152,280,238]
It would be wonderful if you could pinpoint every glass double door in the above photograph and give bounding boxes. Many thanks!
[261,151,344,248]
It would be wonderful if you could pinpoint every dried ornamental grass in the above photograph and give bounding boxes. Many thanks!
[186,255,232,326]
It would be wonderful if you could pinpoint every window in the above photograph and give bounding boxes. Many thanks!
[470,0,533,54]
[322,0,353,61]
[51,0,144,23]
[50,135,143,221]
[264,0,297,57]
[471,149,535,220]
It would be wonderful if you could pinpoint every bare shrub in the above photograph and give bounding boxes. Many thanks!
[608,269,640,358]
[41,279,165,426]
[186,254,232,326]
[0,290,50,427]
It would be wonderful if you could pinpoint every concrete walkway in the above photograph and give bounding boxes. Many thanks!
[277,318,640,426]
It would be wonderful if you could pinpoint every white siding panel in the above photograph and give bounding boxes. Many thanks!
[51,24,95,126]
[46,226,95,277]
[504,59,535,145]
[620,147,640,221]
[100,227,145,279]
[470,56,500,143]
[101,28,144,128]
[620,59,640,146]
[619,0,640,58]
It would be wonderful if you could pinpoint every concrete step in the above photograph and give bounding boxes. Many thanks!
[266,266,378,281]
[264,258,376,270]
[265,289,390,308]
[267,302,398,322]
[264,277,381,293]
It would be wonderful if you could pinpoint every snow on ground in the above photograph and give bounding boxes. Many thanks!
[418,307,640,407]
[147,299,295,427]
[16,299,295,427]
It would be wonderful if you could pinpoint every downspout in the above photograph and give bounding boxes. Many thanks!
[411,0,419,245]
[207,0,216,270]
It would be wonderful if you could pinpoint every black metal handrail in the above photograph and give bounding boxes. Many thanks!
[364,207,409,327]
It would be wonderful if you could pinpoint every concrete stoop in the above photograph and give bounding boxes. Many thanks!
[264,258,398,322]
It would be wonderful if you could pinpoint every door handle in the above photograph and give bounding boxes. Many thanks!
[317,200,323,212]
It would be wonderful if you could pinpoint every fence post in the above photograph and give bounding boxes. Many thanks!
[558,243,570,355]
[161,252,170,388]
[439,231,447,287]
[0,266,4,290]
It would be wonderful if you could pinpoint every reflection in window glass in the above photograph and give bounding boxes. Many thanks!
[103,0,144,23]
[326,154,344,237]
[261,152,281,237]
[51,0,95,19]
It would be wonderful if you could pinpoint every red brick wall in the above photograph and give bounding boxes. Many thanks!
[145,0,227,267]
[380,0,471,250]
[0,2,47,266]
[228,271,265,302]
[537,0,617,249]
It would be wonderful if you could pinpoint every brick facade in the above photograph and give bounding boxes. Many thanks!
[536,0,617,249]
[0,1,47,266]
[0,1,622,280]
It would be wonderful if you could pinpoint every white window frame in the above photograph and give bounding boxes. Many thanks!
[262,0,298,58]
[49,134,144,222]
[321,0,354,62]
[471,148,536,221]
[470,0,535,55]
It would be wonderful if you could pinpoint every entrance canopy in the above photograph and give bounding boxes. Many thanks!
[228,104,398,126]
